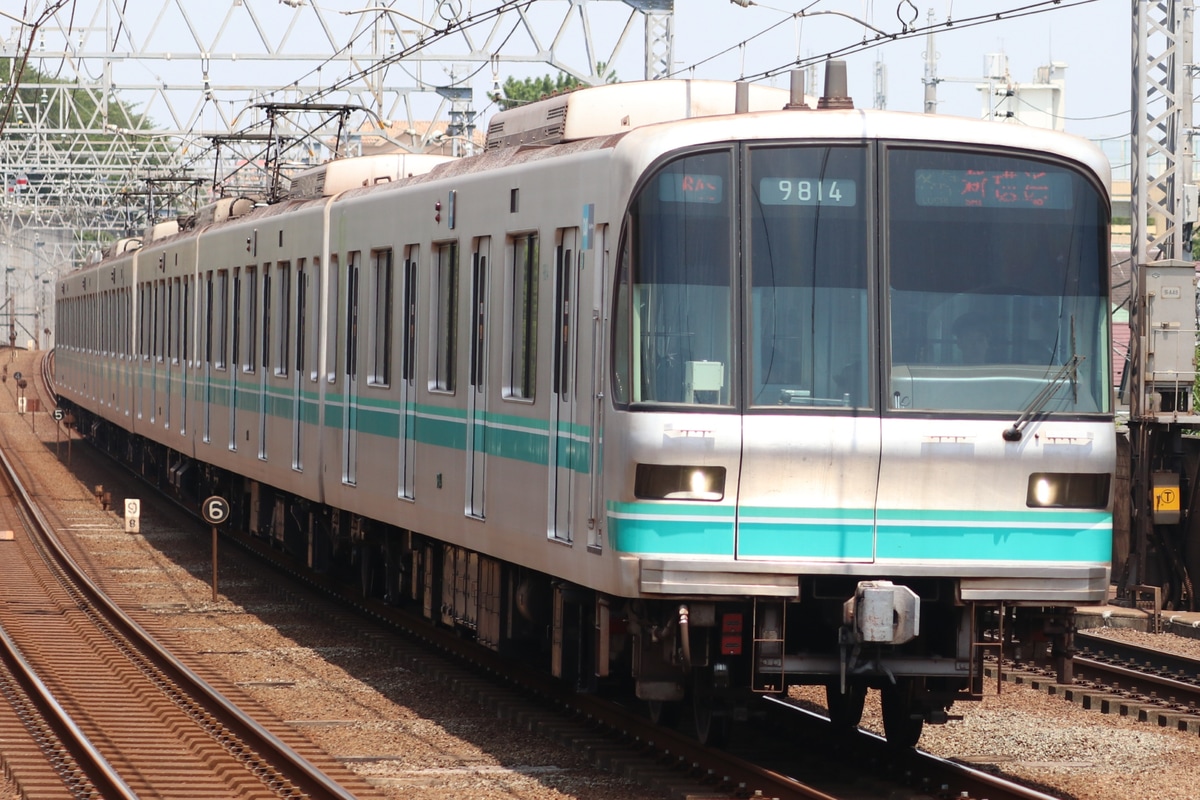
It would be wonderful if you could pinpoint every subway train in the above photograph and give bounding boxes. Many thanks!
[54,65,1115,747]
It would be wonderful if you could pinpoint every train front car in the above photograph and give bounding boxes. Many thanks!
[606,96,1113,746]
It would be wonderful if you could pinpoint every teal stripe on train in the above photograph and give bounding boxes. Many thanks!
[736,506,875,559]
[873,508,1111,562]
[132,367,592,474]
[608,501,737,556]
[610,502,1111,562]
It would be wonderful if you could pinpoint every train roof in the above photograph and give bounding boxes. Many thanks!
[481,78,1111,194]
[484,79,796,150]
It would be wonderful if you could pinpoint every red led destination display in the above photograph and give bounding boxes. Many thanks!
[915,169,1072,209]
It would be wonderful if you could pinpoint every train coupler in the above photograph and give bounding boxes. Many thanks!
[841,580,920,645]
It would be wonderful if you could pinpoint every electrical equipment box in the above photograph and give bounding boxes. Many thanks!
[1151,472,1182,525]
[1143,260,1198,413]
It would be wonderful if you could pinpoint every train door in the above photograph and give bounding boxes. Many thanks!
[151,278,163,425]
[230,267,242,451]
[180,274,190,436]
[136,282,148,421]
[466,238,489,518]
[342,252,360,485]
[292,260,307,469]
[203,271,213,443]
[548,228,580,544]
[165,275,176,431]
[397,247,418,499]
[587,223,607,550]
[259,265,271,460]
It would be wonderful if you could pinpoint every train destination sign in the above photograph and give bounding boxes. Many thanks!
[759,178,857,206]
[659,172,723,203]
[914,169,1073,209]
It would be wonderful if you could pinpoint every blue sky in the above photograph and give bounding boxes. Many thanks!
[660,0,1129,144]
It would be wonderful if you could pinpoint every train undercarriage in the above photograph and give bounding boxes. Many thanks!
[71,406,1081,748]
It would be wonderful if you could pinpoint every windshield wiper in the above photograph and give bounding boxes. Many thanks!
[1002,354,1084,442]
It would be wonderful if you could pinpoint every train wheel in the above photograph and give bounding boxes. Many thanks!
[691,668,729,746]
[880,678,924,748]
[824,680,866,730]
[647,699,682,729]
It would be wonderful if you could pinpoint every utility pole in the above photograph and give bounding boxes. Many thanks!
[923,8,939,114]
[1127,0,1199,612]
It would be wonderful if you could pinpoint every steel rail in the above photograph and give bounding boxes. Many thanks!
[0,411,363,800]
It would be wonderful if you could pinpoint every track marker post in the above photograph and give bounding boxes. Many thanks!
[201,496,230,603]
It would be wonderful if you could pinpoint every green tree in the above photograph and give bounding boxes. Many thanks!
[493,63,618,110]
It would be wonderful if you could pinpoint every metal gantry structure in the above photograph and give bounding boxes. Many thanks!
[1,0,674,346]
[1127,0,1199,611]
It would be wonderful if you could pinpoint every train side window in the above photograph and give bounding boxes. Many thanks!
[370,248,393,387]
[298,258,313,381]
[124,288,132,358]
[154,280,164,362]
[504,233,538,401]
[181,276,190,366]
[295,260,307,378]
[430,240,458,393]
[204,272,214,366]
[244,265,257,374]
[276,262,290,378]
[232,269,242,374]
[402,247,418,382]
[262,265,272,373]
[346,251,360,383]
[326,254,340,383]
[169,277,180,365]
[215,270,229,370]
[139,283,151,359]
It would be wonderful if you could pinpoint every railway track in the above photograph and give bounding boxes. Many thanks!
[0,370,383,799]
[13,349,1074,800]
[1072,631,1200,714]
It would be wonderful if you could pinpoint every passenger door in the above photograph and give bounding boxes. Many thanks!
[548,228,580,543]
[466,238,489,518]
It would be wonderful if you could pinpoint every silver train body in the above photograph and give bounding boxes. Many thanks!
[56,77,1114,745]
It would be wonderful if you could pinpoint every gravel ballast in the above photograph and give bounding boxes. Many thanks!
[2,357,1198,800]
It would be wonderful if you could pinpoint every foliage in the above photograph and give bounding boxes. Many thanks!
[493,62,619,110]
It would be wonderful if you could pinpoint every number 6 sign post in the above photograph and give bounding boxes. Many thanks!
[201,496,230,603]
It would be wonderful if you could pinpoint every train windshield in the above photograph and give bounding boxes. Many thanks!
[887,147,1110,414]
[615,149,736,406]
[748,145,870,408]
[614,142,1110,415]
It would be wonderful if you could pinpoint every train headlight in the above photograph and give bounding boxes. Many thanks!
[635,464,726,501]
[1025,472,1111,508]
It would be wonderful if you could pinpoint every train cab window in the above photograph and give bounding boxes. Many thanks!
[616,149,734,406]
[747,145,870,409]
[505,233,538,401]
[885,147,1110,414]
